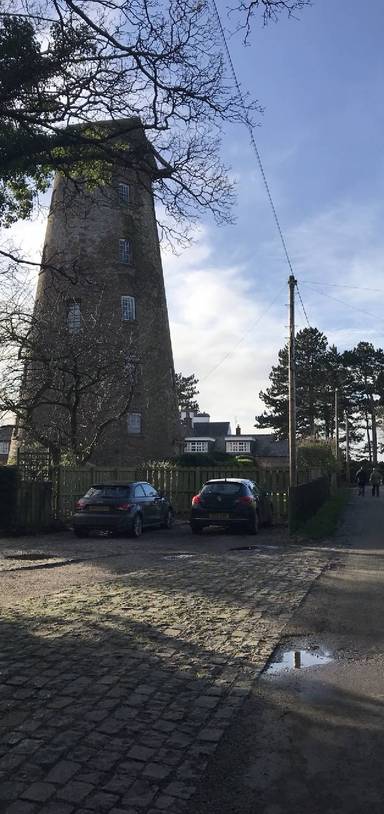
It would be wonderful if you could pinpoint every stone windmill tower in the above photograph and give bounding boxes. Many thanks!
[18,119,181,466]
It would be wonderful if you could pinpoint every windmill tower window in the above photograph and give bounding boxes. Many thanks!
[127,412,142,434]
[119,238,133,265]
[118,183,131,204]
[126,354,142,382]
[121,296,136,321]
[67,301,81,333]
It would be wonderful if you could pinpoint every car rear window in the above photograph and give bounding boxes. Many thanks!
[201,482,242,496]
[84,486,131,498]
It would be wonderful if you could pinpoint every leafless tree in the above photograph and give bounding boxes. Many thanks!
[0,291,143,464]
[232,0,310,38]
[0,0,259,240]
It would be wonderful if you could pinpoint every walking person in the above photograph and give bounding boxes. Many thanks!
[356,465,367,496]
[369,467,381,497]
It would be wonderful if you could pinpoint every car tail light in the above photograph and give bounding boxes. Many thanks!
[236,495,254,505]
[192,495,201,506]
[116,502,133,511]
[75,499,86,510]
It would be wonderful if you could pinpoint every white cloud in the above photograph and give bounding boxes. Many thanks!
[7,197,384,437]
[163,227,287,432]
[2,214,47,263]
[282,200,384,350]
[165,199,384,431]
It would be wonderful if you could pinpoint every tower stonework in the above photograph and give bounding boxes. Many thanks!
[27,119,181,466]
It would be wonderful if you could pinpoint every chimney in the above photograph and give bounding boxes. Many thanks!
[182,409,194,433]
[236,424,241,436]
[192,412,210,425]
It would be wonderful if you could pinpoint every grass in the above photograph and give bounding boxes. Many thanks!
[298,488,350,540]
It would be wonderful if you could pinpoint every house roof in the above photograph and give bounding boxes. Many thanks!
[253,434,288,457]
[185,437,216,443]
[226,436,255,442]
[191,422,231,438]
[0,425,14,442]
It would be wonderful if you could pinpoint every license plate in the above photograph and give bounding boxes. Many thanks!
[208,513,229,520]
[89,505,109,512]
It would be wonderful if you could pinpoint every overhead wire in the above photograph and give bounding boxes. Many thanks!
[210,2,383,343]
[296,284,311,328]
[200,283,287,381]
[301,280,384,293]
[304,284,384,324]
[195,0,303,382]
[210,0,296,279]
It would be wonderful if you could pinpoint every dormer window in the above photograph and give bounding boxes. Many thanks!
[226,440,251,453]
[119,239,133,265]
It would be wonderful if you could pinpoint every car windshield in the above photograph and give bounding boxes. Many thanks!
[84,486,131,498]
[201,482,242,496]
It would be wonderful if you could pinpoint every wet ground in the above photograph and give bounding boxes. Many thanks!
[189,492,384,814]
[263,640,334,674]
[0,521,328,814]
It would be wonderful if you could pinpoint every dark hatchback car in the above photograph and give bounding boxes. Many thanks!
[190,478,273,535]
[72,482,174,538]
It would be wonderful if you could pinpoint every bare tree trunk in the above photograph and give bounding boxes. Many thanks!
[371,405,378,465]
[365,410,372,462]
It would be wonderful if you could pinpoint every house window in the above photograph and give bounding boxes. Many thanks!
[127,412,142,434]
[119,238,133,265]
[121,296,136,321]
[226,441,251,454]
[0,442,9,455]
[185,441,209,453]
[67,301,81,333]
[118,183,131,204]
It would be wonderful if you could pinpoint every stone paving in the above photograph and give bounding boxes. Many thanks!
[0,547,329,814]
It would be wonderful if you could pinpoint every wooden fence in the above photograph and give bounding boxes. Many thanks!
[289,475,330,533]
[16,481,53,533]
[55,465,294,522]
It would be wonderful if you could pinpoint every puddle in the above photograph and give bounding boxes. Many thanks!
[163,552,196,560]
[264,644,334,676]
[4,552,55,561]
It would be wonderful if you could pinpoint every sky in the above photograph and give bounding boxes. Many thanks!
[165,0,384,433]
[6,0,384,434]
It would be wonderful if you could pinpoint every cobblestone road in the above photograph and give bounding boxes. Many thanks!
[0,546,329,814]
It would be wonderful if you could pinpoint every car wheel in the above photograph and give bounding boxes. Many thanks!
[248,511,259,535]
[162,509,174,529]
[191,523,204,535]
[74,528,89,538]
[130,514,143,538]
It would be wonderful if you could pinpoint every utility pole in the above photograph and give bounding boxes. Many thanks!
[288,275,297,488]
[345,410,350,483]
[334,388,339,464]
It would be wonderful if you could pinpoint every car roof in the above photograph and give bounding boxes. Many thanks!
[91,481,146,488]
[204,478,254,485]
